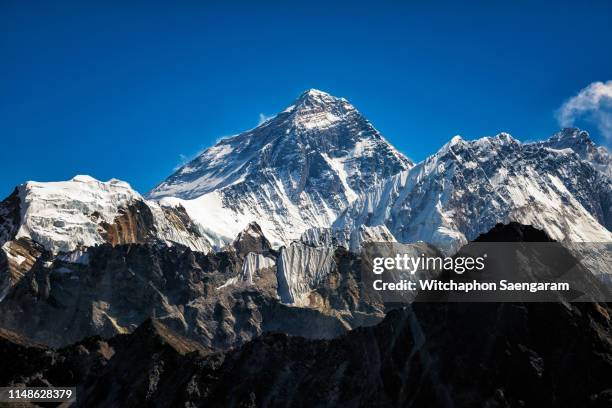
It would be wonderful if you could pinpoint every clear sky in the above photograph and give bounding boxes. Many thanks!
[2,0,612,197]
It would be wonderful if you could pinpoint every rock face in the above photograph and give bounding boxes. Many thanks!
[276,241,337,305]
[2,93,612,321]
[0,221,384,349]
[149,89,412,246]
[0,240,355,349]
[198,301,612,408]
[335,131,612,253]
[1,225,610,408]
[539,128,612,230]
[228,221,273,258]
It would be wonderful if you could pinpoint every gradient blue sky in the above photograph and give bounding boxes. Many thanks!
[2,1,612,197]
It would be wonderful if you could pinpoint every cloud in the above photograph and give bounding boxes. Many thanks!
[258,113,274,125]
[557,80,612,142]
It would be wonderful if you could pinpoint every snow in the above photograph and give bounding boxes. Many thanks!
[349,225,397,253]
[160,192,255,246]
[71,175,98,183]
[147,90,411,247]
[217,276,239,290]
[15,177,140,253]
[300,227,350,249]
[320,153,358,203]
[4,249,26,265]
[199,143,234,166]
[13,176,213,254]
[335,131,612,254]
[241,253,275,284]
[276,241,336,305]
[58,250,90,265]
[293,111,341,130]
[217,252,275,289]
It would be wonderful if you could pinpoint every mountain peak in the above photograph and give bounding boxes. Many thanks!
[299,88,333,99]
[287,88,348,111]
[551,127,592,143]
[294,89,345,105]
[543,127,611,177]
[148,90,411,246]
[437,134,465,155]
[281,89,357,132]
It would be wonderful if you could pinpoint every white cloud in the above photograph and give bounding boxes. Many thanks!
[258,113,274,125]
[557,80,612,142]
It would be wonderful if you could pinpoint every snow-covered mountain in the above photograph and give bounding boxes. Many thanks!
[0,175,219,301]
[540,128,612,178]
[149,89,412,246]
[2,90,612,351]
[1,89,611,292]
[0,175,214,255]
[334,130,612,252]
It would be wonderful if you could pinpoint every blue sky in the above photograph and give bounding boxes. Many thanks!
[2,1,612,197]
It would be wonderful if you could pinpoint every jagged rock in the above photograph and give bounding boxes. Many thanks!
[0,176,218,299]
[229,222,273,258]
[276,241,337,305]
[0,224,610,407]
[541,128,612,177]
[0,242,361,349]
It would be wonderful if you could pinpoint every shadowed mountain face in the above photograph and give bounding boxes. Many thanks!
[473,221,556,242]
[1,224,611,408]
[4,302,611,408]
[0,222,384,349]
[0,245,346,349]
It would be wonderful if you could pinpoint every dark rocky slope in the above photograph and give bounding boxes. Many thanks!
[0,222,381,349]
[1,223,610,407]
[1,301,610,407]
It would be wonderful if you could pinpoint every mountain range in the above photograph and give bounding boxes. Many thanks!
[148,89,612,253]
[1,89,612,407]
[0,88,611,345]
[3,89,610,257]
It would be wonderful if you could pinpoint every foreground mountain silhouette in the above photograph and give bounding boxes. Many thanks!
[1,224,610,408]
